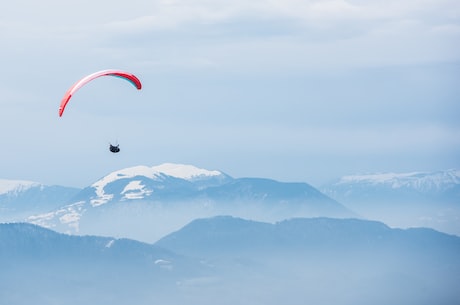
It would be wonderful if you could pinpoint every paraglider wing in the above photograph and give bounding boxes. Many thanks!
[58,69,142,116]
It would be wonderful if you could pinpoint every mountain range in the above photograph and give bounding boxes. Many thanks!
[321,169,460,235]
[2,165,460,304]
[2,163,352,242]
[321,169,460,204]
[1,216,459,305]
[0,179,79,222]
[1,164,459,240]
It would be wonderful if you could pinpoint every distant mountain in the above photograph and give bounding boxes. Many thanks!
[84,163,233,206]
[0,222,210,305]
[322,169,460,204]
[2,218,459,305]
[26,163,352,242]
[321,169,460,236]
[0,222,169,260]
[5,166,460,240]
[155,216,460,305]
[156,215,460,259]
[0,179,80,221]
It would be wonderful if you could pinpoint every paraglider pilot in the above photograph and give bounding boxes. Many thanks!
[109,144,120,153]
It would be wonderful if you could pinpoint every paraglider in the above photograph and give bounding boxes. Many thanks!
[58,69,142,153]
[58,69,142,117]
[109,144,120,153]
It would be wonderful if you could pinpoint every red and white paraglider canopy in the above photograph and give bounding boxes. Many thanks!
[58,69,142,117]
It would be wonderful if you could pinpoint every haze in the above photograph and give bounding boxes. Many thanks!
[1,0,459,188]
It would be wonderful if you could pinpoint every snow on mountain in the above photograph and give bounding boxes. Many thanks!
[322,169,460,204]
[25,163,351,242]
[152,163,224,180]
[0,179,41,195]
[27,201,86,233]
[0,179,81,222]
[89,163,230,206]
[92,163,224,190]
[335,169,460,193]
[8,166,460,241]
[321,169,460,236]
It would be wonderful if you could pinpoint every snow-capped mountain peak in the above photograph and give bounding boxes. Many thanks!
[339,172,423,184]
[91,165,158,192]
[336,169,460,191]
[91,163,224,189]
[151,163,223,180]
[88,163,228,206]
[0,179,41,195]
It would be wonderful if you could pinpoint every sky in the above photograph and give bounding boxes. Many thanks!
[1,0,459,188]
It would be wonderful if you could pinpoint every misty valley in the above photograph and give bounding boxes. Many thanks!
[1,217,459,305]
[1,164,459,305]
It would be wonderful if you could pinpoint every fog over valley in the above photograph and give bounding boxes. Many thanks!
[1,164,459,304]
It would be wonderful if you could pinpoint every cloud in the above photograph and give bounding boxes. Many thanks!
[1,0,459,186]
[74,0,458,75]
[3,0,459,70]
[97,0,460,32]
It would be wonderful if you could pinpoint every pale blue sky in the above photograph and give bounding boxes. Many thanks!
[1,0,459,187]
